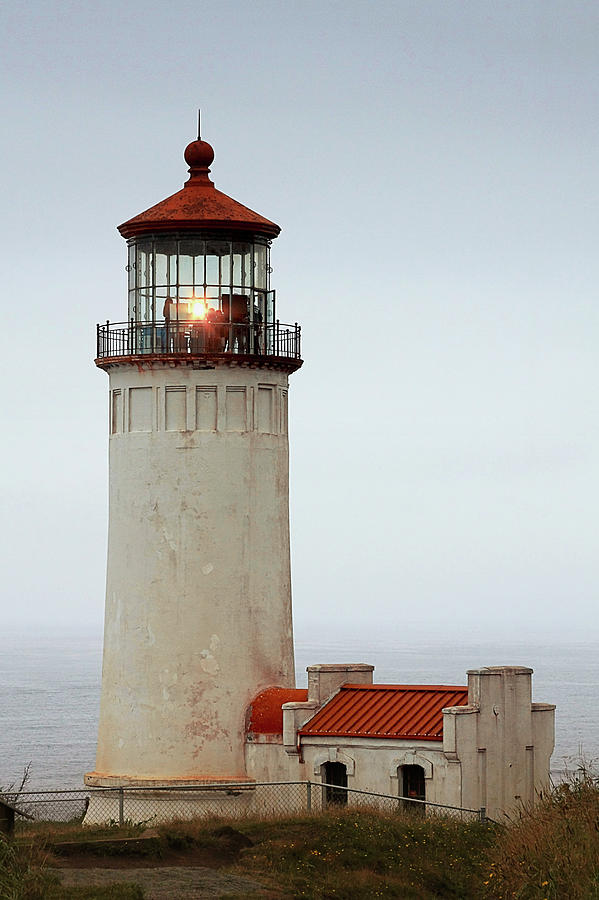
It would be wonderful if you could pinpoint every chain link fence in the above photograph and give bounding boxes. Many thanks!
[2,782,484,828]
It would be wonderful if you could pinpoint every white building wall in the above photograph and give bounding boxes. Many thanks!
[444,667,556,820]
[246,738,452,805]
[300,739,448,800]
[531,703,555,798]
[88,361,295,786]
[245,740,305,784]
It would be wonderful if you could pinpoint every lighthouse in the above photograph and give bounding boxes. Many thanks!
[86,124,302,792]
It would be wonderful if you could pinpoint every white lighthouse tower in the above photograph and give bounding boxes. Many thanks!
[86,125,302,792]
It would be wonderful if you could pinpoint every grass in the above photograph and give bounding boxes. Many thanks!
[228,808,495,898]
[45,887,144,899]
[6,775,599,899]
[15,820,146,841]
[4,810,497,899]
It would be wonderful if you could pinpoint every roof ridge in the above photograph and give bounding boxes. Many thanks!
[341,683,467,691]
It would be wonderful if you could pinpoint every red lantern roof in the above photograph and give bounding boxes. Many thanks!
[118,136,281,240]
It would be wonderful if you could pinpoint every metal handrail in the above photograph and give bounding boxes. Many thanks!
[316,782,483,814]
[96,319,301,361]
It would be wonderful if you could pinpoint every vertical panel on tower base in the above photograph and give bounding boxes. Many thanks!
[196,386,217,431]
[225,386,247,432]
[129,387,152,432]
[111,390,122,434]
[257,385,275,434]
[280,389,288,435]
[165,387,187,432]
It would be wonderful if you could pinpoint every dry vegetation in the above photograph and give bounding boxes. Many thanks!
[483,772,599,900]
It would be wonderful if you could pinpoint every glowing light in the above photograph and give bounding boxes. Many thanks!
[192,299,207,318]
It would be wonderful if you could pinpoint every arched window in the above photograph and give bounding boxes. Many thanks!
[399,764,426,815]
[322,761,348,806]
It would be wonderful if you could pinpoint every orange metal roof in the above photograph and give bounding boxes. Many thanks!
[299,684,469,742]
[247,687,308,735]
[119,137,280,239]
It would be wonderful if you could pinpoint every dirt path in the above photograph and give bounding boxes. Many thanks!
[54,865,267,898]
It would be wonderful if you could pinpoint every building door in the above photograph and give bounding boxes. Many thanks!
[323,762,348,806]
[400,764,426,814]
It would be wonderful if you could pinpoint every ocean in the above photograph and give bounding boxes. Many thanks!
[0,628,597,791]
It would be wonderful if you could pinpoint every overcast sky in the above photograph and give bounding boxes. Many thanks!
[1,0,598,641]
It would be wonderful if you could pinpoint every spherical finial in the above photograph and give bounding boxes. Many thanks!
[184,139,215,169]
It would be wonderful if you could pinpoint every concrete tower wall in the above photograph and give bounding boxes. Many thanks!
[89,362,295,785]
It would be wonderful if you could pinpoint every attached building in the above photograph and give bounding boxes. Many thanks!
[246,663,555,821]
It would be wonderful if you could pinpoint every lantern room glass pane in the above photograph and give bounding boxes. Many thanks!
[128,244,136,292]
[137,242,152,289]
[174,295,190,320]
[156,289,169,320]
[220,247,232,291]
[232,241,251,288]
[205,249,218,286]
[138,289,153,323]
[155,240,176,287]
[254,244,267,290]
[232,251,240,286]
[205,240,230,288]
[178,242,194,286]
[155,250,167,287]
[192,247,204,291]
[167,244,177,292]
[205,286,219,307]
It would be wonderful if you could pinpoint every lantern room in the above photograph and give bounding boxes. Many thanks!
[125,235,272,325]
[96,128,301,365]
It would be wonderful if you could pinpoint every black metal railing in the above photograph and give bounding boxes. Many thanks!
[96,320,301,361]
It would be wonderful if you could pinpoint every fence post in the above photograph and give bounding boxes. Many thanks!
[479,807,486,824]
[306,780,312,812]
[118,788,125,826]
